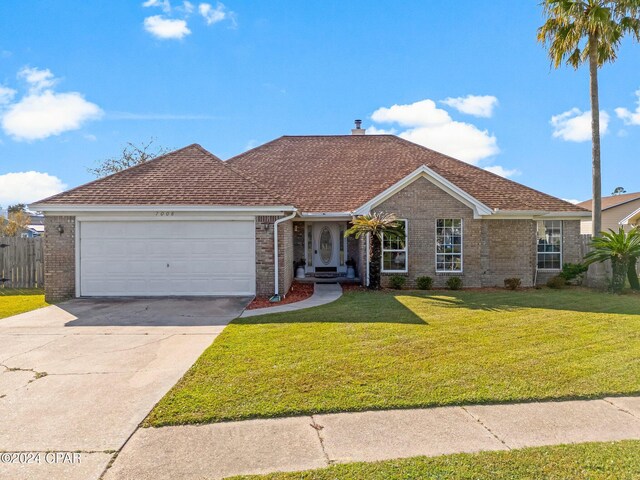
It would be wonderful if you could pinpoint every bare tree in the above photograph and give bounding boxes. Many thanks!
[88,139,169,178]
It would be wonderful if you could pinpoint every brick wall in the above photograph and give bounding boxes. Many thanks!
[43,215,76,302]
[372,176,583,288]
[255,215,293,296]
[374,176,480,288]
[483,219,536,287]
[280,219,294,295]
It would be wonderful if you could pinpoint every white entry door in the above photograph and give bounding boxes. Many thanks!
[79,220,255,296]
[312,222,341,269]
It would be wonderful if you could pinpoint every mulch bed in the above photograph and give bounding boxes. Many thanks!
[246,282,315,310]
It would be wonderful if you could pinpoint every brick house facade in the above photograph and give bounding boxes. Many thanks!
[33,135,589,302]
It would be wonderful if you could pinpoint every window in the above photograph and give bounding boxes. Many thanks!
[339,224,345,266]
[537,220,562,270]
[436,219,463,272]
[382,219,407,272]
[306,224,313,267]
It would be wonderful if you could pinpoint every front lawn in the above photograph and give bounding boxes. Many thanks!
[146,288,640,427]
[0,288,48,319]
[228,440,640,480]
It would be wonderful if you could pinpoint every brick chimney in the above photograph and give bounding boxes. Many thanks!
[351,119,365,135]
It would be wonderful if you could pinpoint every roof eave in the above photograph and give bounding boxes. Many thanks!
[488,210,591,219]
[30,203,298,213]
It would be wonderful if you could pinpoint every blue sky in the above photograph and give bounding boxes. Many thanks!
[0,0,639,207]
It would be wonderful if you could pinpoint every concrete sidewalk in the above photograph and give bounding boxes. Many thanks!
[240,283,342,318]
[104,396,640,479]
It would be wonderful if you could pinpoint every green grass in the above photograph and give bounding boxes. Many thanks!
[227,440,640,480]
[146,288,640,427]
[0,288,48,319]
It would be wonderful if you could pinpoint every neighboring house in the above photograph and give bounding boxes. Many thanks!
[27,213,45,237]
[32,125,589,302]
[577,192,640,234]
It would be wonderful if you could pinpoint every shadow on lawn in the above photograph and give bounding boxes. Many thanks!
[234,293,428,325]
[403,288,640,316]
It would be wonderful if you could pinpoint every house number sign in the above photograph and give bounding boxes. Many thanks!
[155,211,175,217]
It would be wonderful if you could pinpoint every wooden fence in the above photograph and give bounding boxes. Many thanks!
[0,237,44,288]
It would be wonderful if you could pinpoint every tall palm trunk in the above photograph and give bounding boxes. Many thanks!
[589,35,602,237]
[628,255,640,290]
[369,235,382,289]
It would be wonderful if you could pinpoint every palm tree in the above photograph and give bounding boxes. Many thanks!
[584,227,640,292]
[345,212,405,289]
[538,1,640,236]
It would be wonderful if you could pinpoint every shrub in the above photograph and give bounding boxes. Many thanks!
[446,277,462,290]
[388,275,406,290]
[559,262,588,285]
[504,278,522,290]
[416,276,433,290]
[546,275,566,289]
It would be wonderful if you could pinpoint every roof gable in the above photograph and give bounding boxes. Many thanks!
[33,144,288,208]
[355,165,493,218]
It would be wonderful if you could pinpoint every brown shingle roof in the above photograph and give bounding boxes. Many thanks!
[577,192,640,211]
[228,135,587,213]
[35,144,288,206]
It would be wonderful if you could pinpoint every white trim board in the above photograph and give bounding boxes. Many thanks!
[620,207,640,226]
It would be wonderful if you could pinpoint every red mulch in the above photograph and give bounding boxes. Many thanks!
[246,282,315,310]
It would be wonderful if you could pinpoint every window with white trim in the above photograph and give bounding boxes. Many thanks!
[436,219,463,272]
[537,220,562,270]
[382,219,407,272]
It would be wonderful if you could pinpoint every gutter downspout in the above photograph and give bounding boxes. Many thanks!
[272,209,298,300]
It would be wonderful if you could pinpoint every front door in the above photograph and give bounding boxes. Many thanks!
[313,223,340,270]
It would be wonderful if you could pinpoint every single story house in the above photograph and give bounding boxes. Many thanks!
[578,191,640,234]
[32,125,589,302]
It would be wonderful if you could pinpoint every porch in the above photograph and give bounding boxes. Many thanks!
[291,220,365,285]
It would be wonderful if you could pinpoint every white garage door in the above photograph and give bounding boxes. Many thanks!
[79,220,256,296]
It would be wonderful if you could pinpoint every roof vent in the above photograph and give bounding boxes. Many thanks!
[351,119,365,135]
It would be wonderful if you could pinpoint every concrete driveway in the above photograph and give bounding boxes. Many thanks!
[0,296,250,480]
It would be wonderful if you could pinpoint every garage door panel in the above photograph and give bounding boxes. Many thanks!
[80,220,256,296]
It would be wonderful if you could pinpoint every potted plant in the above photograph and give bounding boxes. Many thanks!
[294,258,306,279]
[346,257,356,279]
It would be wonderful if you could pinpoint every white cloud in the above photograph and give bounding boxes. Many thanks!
[182,1,194,13]
[0,171,67,206]
[550,108,609,142]
[199,2,226,24]
[484,165,520,178]
[371,99,499,163]
[615,89,640,126]
[365,125,396,135]
[441,95,498,118]
[18,67,56,93]
[0,86,16,105]
[562,198,582,205]
[144,15,191,39]
[2,91,103,141]
[142,0,171,12]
